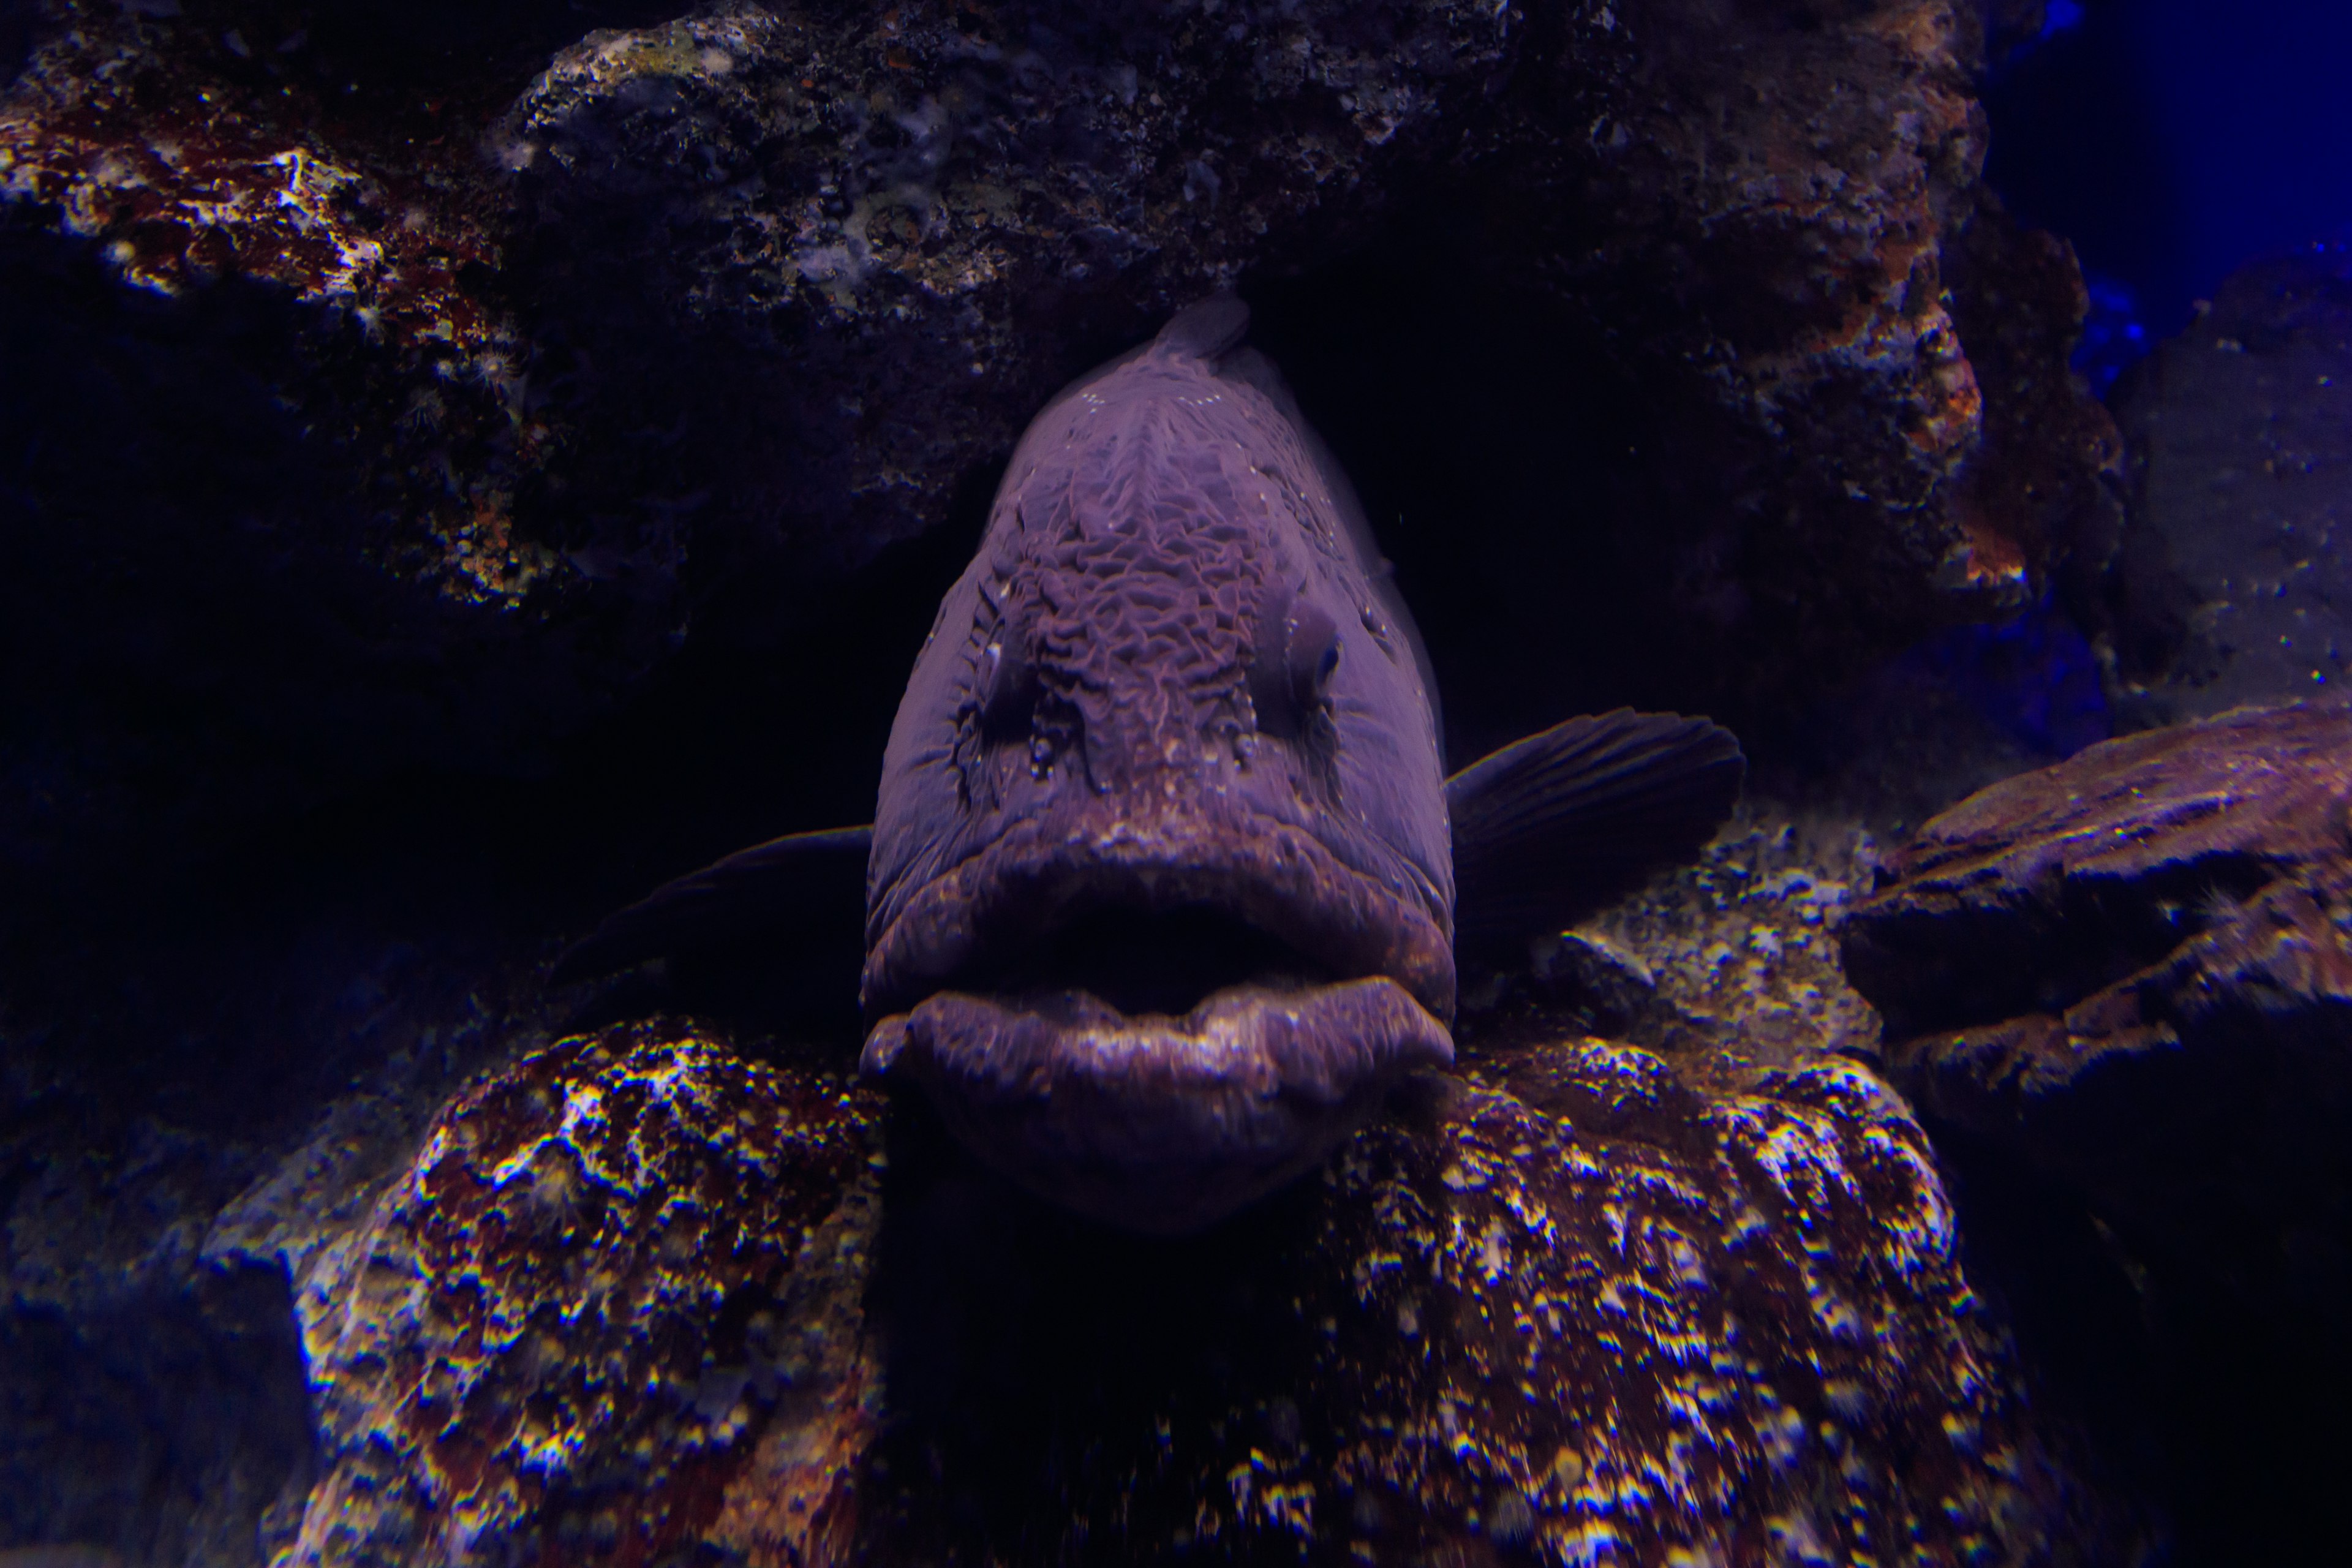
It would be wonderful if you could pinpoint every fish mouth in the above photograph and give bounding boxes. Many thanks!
[859,802,1456,1233]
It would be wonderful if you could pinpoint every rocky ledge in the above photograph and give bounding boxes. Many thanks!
[1842,698,2352,1562]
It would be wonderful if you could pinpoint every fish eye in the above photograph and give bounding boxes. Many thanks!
[976,636,1037,741]
[1289,603,1341,708]
[1250,587,1340,742]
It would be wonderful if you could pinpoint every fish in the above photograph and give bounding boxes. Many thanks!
[557,298,1743,1233]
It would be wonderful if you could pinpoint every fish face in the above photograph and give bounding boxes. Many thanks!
[861,303,1456,1233]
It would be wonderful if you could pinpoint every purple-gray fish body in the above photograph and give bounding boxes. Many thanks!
[859,300,1458,1231]
[559,300,1741,1235]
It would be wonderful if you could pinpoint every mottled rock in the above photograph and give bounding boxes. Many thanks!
[1842,699,2352,1047]
[850,818,2139,1562]
[1841,699,2352,1562]
[1946,197,2128,620]
[2103,249,2352,725]
[286,1023,883,1568]
[1507,1,2108,654]
[861,1028,2134,1564]
[1569,819,1888,1070]
[1523,929,1660,1036]
[491,0,1534,608]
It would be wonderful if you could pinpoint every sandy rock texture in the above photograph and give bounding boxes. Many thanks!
[2102,249,2352,726]
[1842,698,2352,1564]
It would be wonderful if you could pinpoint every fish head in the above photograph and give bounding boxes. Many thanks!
[860,300,1457,1232]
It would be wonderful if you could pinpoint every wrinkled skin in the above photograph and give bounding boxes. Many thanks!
[861,302,1458,1232]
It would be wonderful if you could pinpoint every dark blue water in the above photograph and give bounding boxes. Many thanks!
[1989,0,2352,343]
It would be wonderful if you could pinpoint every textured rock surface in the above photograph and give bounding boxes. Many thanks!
[2102,249,2352,726]
[1498,3,2115,662]
[864,1032,2130,1565]
[287,1025,883,1568]
[1843,699,2352,1050]
[1,792,2159,1566]
[1841,698,2352,1562]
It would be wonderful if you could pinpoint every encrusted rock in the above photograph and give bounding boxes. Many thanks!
[1566,819,1887,1069]
[2104,249,2352,725]
[491,0,1534,603]
[861,1027,2134,1564]
[1524,929,1660,1036]
[252,826,2146,1567]
[285,1023,884,1568]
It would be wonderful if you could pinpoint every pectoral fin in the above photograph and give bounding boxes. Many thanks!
[551,826,873,1012]
[1447,710,1743,959]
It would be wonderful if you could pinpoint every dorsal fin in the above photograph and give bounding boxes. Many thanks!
[551,825,873,999]
[1448,710,1744,960]
[1152,295,1251,363]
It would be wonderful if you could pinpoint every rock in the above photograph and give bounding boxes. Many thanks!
[1,783,2156,1564]
[247,819,2152,1567]
[1841,699,2352,1046]
[285,1023,883,1568]
[1499,8,2122,684]
[2104,249,2352,726]
[0,10,673,917]
[1841,698,2352,1562]
[275,1030,2135,1568]
[1561,818,1888,1069]
[1525,929,1659,1035]
[860,1029,2138,1563]
[490,0,1534,612]
[499,0,2122,701]
[1947,196,2129,625]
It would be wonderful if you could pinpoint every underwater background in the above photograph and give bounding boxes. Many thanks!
[5,0,2352,1563]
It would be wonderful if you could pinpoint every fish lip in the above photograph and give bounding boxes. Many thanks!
[861,794,1457,1025]
[861,977,1454,1233]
